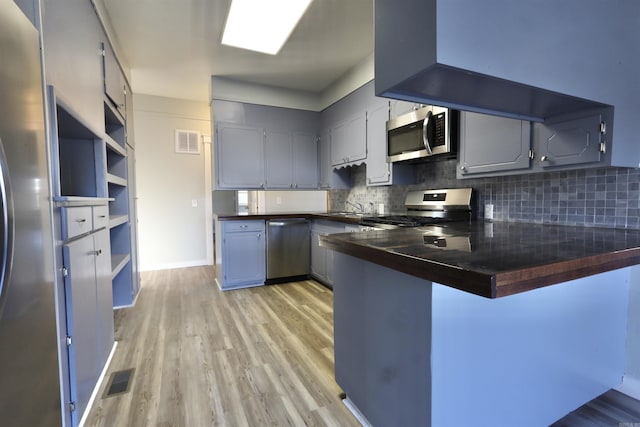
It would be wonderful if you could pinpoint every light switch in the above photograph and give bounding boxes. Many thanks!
[192,199,198,207]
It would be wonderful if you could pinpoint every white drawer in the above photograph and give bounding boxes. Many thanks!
[92,205,109,230]
[61,206,92,240]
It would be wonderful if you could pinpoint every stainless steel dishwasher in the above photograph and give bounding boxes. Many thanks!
[266,218,310,283]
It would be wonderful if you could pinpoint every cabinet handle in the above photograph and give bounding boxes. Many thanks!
[76,218,87,223]
[257,233,261,240]
[94,249,102,256]
[240,225,248,229]
[460,165,467,172]
[98,215,107,218]
[541,156,549,162]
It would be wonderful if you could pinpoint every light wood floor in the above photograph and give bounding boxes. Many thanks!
[86,267,360,427]
[86,266,640,427]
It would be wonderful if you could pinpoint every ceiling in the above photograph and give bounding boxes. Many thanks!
[98,0,374,103]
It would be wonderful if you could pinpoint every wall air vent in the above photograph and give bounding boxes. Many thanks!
[175,129,201,154]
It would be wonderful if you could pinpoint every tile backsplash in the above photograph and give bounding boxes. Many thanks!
[328,160,640,229]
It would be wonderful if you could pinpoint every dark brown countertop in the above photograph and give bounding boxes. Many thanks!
[213,211,364,225]
[320,221,640,298]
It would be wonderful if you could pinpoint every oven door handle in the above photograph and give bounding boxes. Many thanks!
[422,110,433,155]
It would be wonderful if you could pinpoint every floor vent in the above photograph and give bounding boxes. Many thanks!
[103,368,134,398]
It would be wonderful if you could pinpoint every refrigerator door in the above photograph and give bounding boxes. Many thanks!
[0,1,61,425]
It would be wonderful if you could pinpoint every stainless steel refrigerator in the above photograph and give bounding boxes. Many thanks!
[0,1,62,425]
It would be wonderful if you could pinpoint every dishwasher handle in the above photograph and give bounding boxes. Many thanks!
[268,219,309,227]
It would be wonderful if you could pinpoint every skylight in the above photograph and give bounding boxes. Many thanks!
[221,0,313,55]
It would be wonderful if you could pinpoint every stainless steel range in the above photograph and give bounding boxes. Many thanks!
[361,188,474,229]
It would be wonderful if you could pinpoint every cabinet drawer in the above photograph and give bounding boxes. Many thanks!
[92,205,109,230]
[223,220,264,233]
[61,207,92,240]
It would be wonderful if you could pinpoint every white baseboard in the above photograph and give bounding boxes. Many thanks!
[78,341,118,427]
[342,397,372,427]
[139,259,212,272]
[616,376,640,400]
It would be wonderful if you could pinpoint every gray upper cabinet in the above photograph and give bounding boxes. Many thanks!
[212,100,319,190]
[534,110,607,169]
[331,111,367,167]
[365,102,392,185]
[318,129,350,189]
[265,130,293,188]
[375,0,639,168]
[265,130,317,189]
[216,122,265,189]
[458,108,612,178]
[102,42,125,117]
[389,99,417,118]
[292,132,319,188]
[458,112,531,178]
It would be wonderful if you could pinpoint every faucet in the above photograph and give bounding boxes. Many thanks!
[345,201,365,213]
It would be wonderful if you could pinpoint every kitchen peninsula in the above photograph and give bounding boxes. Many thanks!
[321,222,640,426]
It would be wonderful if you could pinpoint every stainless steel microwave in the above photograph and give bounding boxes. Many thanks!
[387,105,457,163]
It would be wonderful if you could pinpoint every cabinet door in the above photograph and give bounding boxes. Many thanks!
[318,130,331,188]
[94,229,114,366]
[222,230,266,287]
[102,42,125,115]
[265,130,293,188]
[458,112,531,178]
[216,122,264,189]
[366,103,392,185]
[534,111,604,169]
[390,100,417,118]
[310,229,327,281]
[326,247,335,286]
[331,111,367,166]
[292,132,318,189]
[63,236,100,424]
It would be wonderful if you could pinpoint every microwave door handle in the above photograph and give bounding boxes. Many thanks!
[422,110,433,155]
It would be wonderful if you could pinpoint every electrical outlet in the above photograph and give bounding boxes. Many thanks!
[192,199,198,208]
[485,204,494,220]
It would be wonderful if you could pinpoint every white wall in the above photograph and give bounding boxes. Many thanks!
[133,94,212,271]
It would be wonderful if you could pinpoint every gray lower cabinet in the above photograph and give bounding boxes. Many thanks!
[310,221,348,287]
[218,220,266,290]
[62,221,113,425]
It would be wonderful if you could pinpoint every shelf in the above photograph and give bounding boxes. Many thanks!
[104,97,124,126]
[109,215,128,228]
[105,135,127,156]
[106,173,127,187]
[53,196,113,207]
[111,253,130,279]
